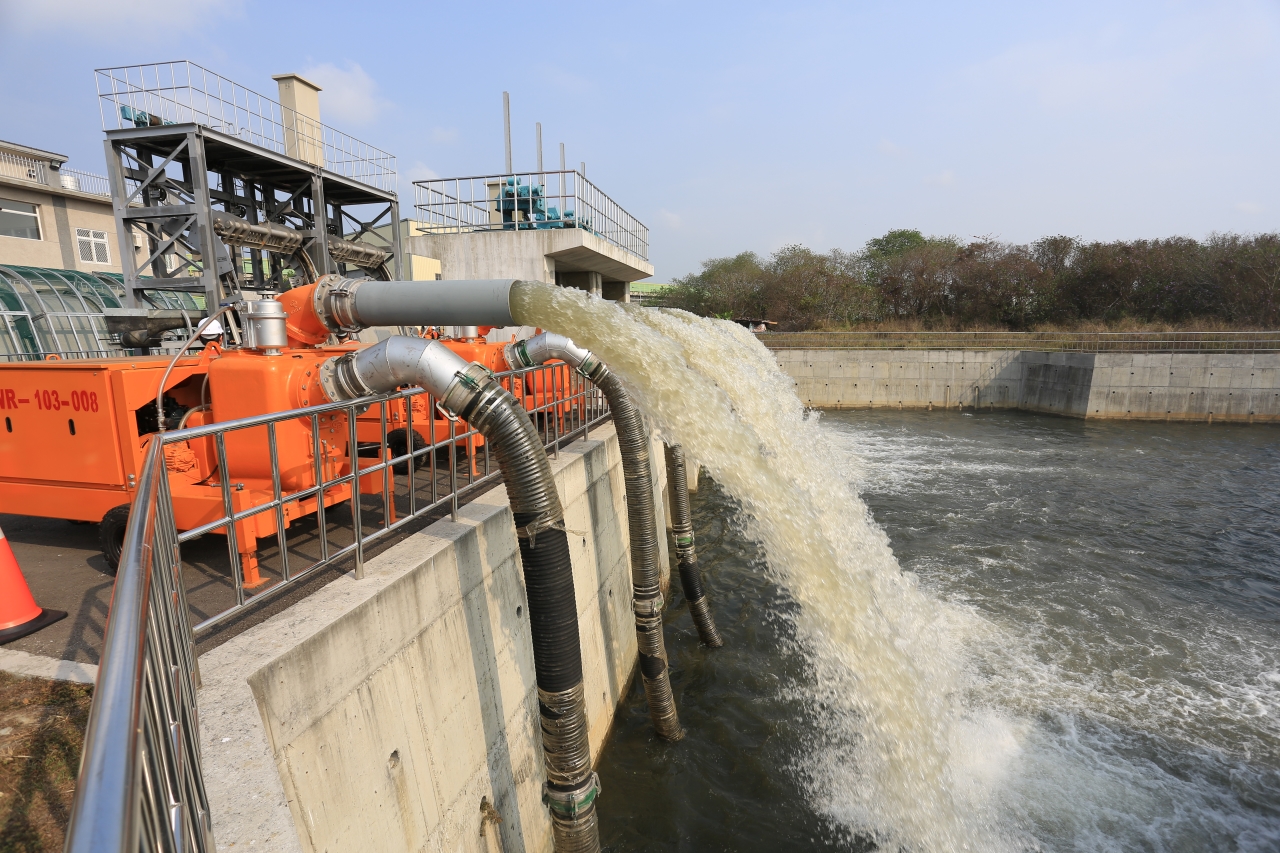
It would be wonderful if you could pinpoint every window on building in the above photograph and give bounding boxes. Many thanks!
[75,228,110,264]
[0,199,41,240]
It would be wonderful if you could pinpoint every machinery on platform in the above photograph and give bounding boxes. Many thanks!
[0,276,571,577]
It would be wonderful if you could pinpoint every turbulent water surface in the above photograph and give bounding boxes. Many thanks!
[514,285,1280,851]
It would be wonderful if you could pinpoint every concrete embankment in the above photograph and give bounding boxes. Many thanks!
[196,422,665,853]
[772,349,1280,423]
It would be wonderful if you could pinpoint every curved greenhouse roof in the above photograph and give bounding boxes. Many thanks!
[0,265,202,360]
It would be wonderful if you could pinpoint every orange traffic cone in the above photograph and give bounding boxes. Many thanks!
[0,524,66,644]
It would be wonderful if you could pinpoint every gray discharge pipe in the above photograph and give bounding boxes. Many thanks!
[664,444,723,648]
[508,333,684,741]
[312,276,521,333]
[320,336,601,853]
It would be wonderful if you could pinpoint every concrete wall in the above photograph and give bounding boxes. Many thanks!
[406,227,654,288]
[773,349,1280,423]
[0,175,128,274]
[197,423,667,853]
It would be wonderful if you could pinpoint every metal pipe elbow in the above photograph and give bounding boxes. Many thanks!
[506,332,598,375]
[320,336,471,403]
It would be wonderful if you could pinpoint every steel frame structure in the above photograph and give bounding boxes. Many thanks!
[104,123,402,317]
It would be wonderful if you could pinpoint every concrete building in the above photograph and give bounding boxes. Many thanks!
[0,139,131,274]
[409,170,653,300]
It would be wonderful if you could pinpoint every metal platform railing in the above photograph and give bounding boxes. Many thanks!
[65,360,610,851]
[0,149,45,184]
[414,170,649,260]
[95,61,397,193]
[759,330,1280,353]
[64,435,214,853]
[59,167,112,196]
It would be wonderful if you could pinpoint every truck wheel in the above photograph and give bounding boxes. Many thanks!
[386,428,429,474]
[99,504,131,574]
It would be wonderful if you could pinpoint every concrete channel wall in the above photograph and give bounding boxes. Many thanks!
[196,422,666,853]
[773,349,1280,423]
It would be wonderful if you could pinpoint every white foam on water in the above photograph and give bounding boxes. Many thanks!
[516,286,1016,851]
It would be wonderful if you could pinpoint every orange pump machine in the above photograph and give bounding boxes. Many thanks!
[0,276,566,580]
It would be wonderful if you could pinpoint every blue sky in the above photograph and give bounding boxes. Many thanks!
[1,0,1277,280]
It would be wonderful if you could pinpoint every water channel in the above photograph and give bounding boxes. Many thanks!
[514,284,1278,851]
[600,410,1280,851]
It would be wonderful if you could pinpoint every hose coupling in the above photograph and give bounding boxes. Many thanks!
[542,773,601,818]
[319,351,373,410]
[632,595,664,618]
[312,274,366,334]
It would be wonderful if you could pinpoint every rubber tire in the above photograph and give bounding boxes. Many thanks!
[386,428,428,474]
[99,504,131,575]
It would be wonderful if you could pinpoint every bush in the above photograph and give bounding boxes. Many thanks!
[667,231,1280,330]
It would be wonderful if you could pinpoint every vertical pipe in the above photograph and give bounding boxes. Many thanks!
[664,444,723,648]
[537,122,543,172]
[503,92,513,174]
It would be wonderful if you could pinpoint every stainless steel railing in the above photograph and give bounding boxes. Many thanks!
[166,360,609,635]
[65,437,213,852]
[66,359,610,852]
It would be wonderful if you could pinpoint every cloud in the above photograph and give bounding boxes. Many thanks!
[879,139,907,157]
[924,170,956,187]
[406,161,440,183]
[1,0,242,32]
[431,127,459,144]
[299,62,392,125]
[1236,201,1265,214]
[962,4,1277,113]
[659,209,683,228]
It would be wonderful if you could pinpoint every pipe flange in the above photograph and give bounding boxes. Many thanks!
[319,352,372,413]
[632,595,664,618]
[542,772,600,818]
[312,274,365,334]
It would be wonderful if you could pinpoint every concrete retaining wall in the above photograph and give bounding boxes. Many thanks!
[773,349,1280,422]
[196,423,665,853]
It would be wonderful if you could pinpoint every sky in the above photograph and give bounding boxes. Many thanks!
[1,0,1277,280]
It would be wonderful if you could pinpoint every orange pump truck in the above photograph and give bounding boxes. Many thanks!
[0,276,569,581]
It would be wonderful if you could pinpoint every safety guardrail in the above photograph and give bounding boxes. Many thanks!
[170,360,609,636]
[758,330,1280,353]
[65,436,214,852]
[0,150,45,184]
[414,170,649,261]
[95,61,397,193]
[65,359,610,851]
[59,167,112,196]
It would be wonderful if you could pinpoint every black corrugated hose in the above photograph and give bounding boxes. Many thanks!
[584,364,685,742]
[664,444,724,648]
[444,364,601,852]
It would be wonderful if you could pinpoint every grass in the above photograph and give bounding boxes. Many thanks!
[0,672,92,853]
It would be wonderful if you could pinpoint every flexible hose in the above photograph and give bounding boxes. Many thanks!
[509,332,684,741]
[665,444,723,648]
[322,337,601,853]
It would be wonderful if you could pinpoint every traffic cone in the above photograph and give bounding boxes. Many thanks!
[0,524,66,644]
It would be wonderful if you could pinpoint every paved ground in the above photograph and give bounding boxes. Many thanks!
[1,471,494,666]
[1,515,113,666]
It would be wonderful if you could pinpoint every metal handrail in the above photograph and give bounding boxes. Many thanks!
[66,357,611,852]
[759,330,1280,353]
[95,61,397,193]
[413,170,649,260]
[59,167,112,196]
[161,360,608,634]
[65,439,213,852]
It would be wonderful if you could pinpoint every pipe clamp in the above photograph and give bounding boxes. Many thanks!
[632,595,664,618]
[542,772,600,818]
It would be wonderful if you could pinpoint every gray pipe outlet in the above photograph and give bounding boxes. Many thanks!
[321,336,601,852]
[512,332,684,742]
[313,277,528,333]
